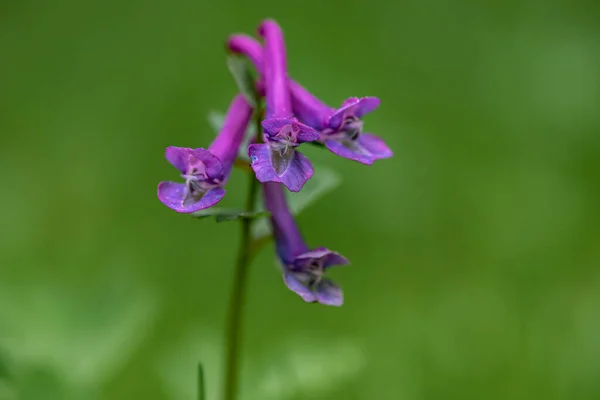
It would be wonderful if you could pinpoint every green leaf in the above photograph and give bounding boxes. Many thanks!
[251,164,342,240]
[191,208,269,223]
[207,111,225,135]
[0,272,158,397]
[197,363,205,400]
[227,55,258,107]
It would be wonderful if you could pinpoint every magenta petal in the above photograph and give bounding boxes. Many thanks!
[328,97,381,130]
[283,272,318,303]
[324,140,374,165]
[189,148,223,179]
[248,143,278,183]
[353,97,381,118]
[164,147,223,178]
[280,151,313,192]
[157,182,225,213]
[262,117,296,137]
[262,118,319,143]
[249,144,313,192]
[315,279,343,306]
[296,123,320,143]
[358,133,393,161]
[304,247,350,269]
[296,248,349,270]
[164,147,192,173]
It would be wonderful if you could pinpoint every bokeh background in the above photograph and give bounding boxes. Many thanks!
[1,0,599,399]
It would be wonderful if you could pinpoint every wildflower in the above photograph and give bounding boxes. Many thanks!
[246,20,319,192]
[264,181,349,305]
[157,95,252,213]
[227,35,392,165]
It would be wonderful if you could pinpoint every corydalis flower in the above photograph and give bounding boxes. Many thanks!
[264,182,349,305]
[157,95,252,213]
[227,34,392,165]
[246,20,319,193]
[315,95,392,165]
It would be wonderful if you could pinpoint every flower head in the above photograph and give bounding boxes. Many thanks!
[248,117,318,192]
[227,34,392,165]
[319,96,393,165]
[263,182,349,306]
[244,20,318,192]
[157,95,252,213]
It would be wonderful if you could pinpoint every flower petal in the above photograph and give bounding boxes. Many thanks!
[157,182,225,213]
[262,117,319,143]
[315,278,343,306]
[280,151,313,192]
[248,143,279,183]
[190,148,224,179]
[283,271,318,303]
[296,247,349,270]
[262,117,296,137]
[358,133,393,161]
[296,123,320,143]
[164,147,223,178]
[249,144,313,192]
[164,147,192,173]
[324,139,374,165]
[328,97,381,130]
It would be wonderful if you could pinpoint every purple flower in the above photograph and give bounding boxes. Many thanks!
[227,34,393,165]
[263,182,349,306]
[244,20,319,192]
[157,95,252,213]
[318,96,392,165]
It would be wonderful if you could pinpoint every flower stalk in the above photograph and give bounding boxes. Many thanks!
[222,104,263,400]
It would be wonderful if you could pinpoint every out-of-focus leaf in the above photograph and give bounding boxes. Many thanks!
[227,55,258,107]
[0,271,158,397]
[18,366,69,400]
[251,163,342,240]
[191,208,269,223]
[197,363,205,400]
[207,111,226,135]
[157,329,364,400]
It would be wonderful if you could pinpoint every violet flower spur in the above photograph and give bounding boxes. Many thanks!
[246,20,319,193]
[264,181,349,306]
[157,95,252,213]
[227,34,393,165]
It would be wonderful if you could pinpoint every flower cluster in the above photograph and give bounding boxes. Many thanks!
[157,19,392,306]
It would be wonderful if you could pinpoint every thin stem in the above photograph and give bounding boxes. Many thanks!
[222,106,262,400]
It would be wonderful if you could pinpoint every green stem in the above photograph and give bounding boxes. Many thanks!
[222,107,262,400]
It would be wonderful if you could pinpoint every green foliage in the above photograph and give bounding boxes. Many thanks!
[226,55,259,108]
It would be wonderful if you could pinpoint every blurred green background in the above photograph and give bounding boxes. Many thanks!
[1,0,599,399]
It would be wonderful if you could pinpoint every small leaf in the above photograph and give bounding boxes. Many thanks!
[207,111,257,161]
[191,208,269,223]
[227,55,258,107]
[251,164,342,239]
[207,111,225,135]
[197,363,205,400]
